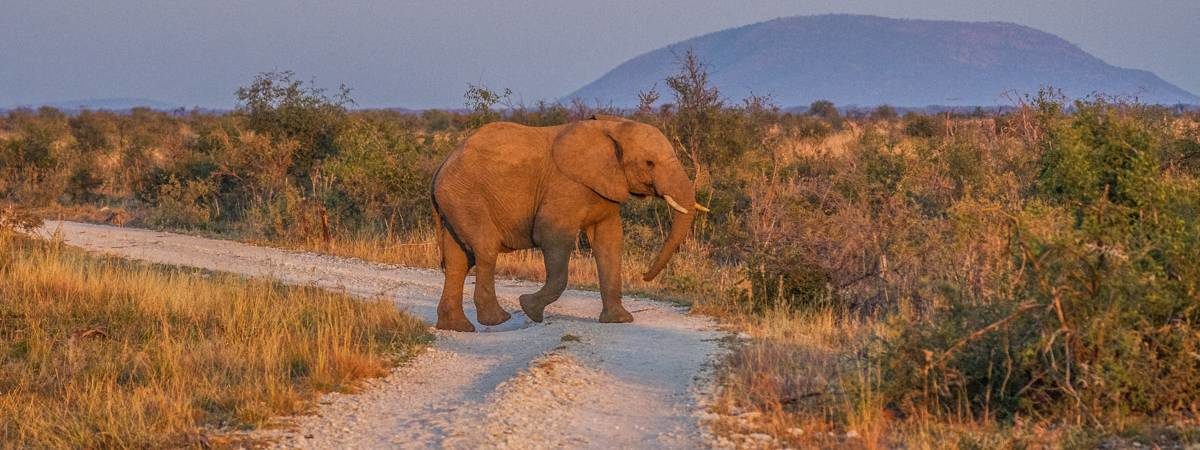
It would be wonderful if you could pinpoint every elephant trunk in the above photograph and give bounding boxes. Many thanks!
[642,167,697,282]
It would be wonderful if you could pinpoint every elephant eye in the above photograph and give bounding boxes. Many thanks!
[645,160,655,167]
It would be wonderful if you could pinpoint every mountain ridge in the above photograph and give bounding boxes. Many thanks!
[567,14,1199,108]
[2,97,183,112]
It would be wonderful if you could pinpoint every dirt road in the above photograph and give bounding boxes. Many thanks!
[38,221,724,449]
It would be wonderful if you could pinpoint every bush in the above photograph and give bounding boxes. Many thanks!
[903,111,945,138]
[420,109,455,131]
[323,118,435,234]
[743,245,831,312]
[65,167,103,203]
[883,98,1200,424]
[146,176,215,229]
[872,105,899,121]
[785,114,834,140]
[463,84,511,128]
[0,110,73,204]
[808,100,843,129]
[235,71,352,179]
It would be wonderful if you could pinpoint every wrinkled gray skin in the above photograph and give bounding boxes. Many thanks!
[431,116,699,331]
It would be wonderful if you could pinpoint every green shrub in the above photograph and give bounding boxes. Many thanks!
[0,110,73,205]
[64,167,103,204]
[808,100,843,129]
[903,111,945,138]
[786,115,834,140]
[420,109,455,131]
[743,245,831,312]
[858,131,907,198]
[507,100,572,127]
[883,98,1200,425]
[942,137,985,197]
[463,84,511,128]
[323,119,434,234]
[872,105,899,121]
[146,176,215,229]
[235,71,352,179]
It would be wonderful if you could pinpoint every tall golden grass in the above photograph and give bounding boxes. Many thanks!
[707,308,890,449]
[0,230,429,448]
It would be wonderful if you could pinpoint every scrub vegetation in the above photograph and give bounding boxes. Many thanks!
[0,214,429,448]
[3,53,1199,446]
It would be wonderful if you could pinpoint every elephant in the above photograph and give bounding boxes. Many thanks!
[430,114,707,332]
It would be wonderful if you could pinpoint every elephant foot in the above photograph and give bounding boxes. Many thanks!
[520,294,547,323]
[476,307,511,326]
[599,305,634,324]
[436,315,476,332]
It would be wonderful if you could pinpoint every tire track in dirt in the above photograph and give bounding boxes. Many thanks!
[38,221,724,449]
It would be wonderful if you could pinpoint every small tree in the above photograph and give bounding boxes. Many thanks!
[234,71,353,178]
[902,112,944,138]
[871,104,898,121]
[635,84,661,118]
[463,84,512,128]
[808,100,837,118]
[665,49,724,172]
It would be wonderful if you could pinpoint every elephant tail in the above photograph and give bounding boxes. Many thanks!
[430,197,477,270]
[430,160,449,270]
[431,207,444,270]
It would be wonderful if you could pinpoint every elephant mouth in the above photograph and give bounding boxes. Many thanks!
[631,184,656,197]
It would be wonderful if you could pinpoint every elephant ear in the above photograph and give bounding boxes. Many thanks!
[551,122,630,203]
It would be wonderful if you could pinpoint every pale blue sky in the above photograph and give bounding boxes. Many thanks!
[2,0,1197,108]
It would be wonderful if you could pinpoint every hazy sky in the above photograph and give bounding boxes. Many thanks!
[2,0,1197,109]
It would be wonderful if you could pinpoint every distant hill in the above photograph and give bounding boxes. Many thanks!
[567,15,1200,108]
[3,97,182,112]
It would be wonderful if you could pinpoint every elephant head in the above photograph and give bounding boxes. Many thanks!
[551,116,707,281]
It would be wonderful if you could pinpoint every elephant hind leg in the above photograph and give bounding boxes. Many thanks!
[436,226,475,332]
[471,249,512,326]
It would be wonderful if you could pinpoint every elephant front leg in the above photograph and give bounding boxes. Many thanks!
[519,240,571,322]
[590,216,633,323]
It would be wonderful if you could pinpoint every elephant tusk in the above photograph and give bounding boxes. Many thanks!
[662,195,690,214]
[693,203,711,213]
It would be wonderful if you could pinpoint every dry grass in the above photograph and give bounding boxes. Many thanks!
[704,105,1200,448]
[707,309,1088,450]
[0,231,430,449]
[707,308,891,449]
